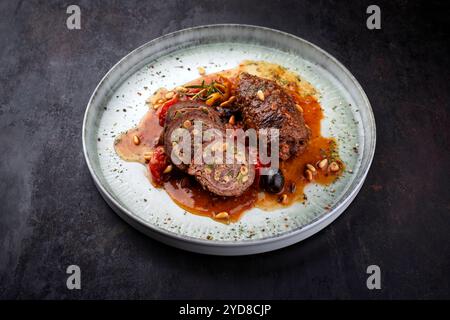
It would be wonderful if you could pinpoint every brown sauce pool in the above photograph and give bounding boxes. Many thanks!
[114,109,162,164]
[115,63,343,223]
[258,95,343,209]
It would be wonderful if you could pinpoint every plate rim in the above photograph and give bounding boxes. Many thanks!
[82,24,376,255]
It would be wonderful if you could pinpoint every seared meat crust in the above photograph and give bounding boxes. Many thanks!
[235,73,310,160]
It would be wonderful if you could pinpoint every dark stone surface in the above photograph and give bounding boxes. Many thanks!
[0,0,449,299]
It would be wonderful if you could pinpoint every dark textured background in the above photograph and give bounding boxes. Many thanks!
[0,0,449,299]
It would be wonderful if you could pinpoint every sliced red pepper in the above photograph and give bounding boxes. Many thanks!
[148,146,167,185]
[158,96,179,126]
[188,88,201,94]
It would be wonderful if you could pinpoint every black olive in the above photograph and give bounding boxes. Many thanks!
[222,109,235,119]
[216,106,234,119]
[260,168,285,194]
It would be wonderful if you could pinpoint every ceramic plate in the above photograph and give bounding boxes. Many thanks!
[82,25,376,255]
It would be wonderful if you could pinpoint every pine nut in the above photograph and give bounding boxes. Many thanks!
[329,162,339,172]
[163,165,173,174]
[228,115,235,125]
[165,91,175,99]
[317,158,328,170]
[296,104,303,113]
[133,135,140,145]
[279,194,288,204]
[306,163,316,174]
[220,96,236,107]
[149,95,159,105]
[215,212,229,219]
[257,90,265,101]
[153,103,161,110]
[305,169,313,181]
[197,66,206,75]
[183,120,192,128]
[143,151,153,161]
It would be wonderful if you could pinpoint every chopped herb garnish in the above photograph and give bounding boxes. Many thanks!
[185,80,226,101]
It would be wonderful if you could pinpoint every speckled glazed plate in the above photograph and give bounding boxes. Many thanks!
[82,25,375,255]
